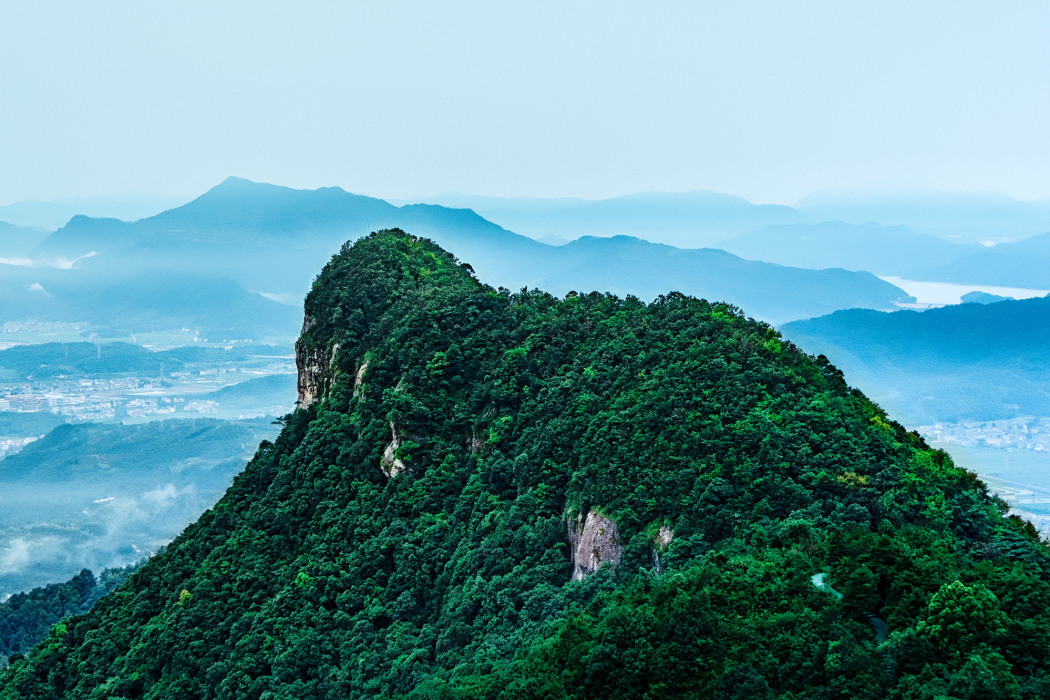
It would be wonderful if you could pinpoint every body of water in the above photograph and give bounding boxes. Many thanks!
[880,276,1048,306]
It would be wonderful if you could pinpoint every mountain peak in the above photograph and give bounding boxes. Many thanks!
[196,176,292,200]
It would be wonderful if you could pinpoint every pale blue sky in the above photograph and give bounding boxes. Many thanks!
[2,1,1047,205]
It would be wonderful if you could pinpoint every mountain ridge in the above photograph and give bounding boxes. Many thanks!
[24,178,912,326]
[780,295,1050,423]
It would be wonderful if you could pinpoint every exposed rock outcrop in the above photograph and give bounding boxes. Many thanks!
[295,316,344,407]
[295,316,324,407]
[653,525,674,574]
[381,422,406,478]
[568,509,622,580]
[353,360,369,396]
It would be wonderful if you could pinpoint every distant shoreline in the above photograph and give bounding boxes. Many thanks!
[880,275,1048,306]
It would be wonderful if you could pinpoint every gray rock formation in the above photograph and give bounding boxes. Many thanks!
[295,318,324,407]
[381,421,407,477]
[295,315,343,407]
[653,525,674,574]
[353,360,369,396]
[568,509,622,580]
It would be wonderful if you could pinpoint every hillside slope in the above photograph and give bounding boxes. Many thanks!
[3,231,1049,698]
[0,418,279,596]
[913,231,1050,288]
[780,296,1050,424]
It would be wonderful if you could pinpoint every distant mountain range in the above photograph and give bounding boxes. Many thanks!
[718,221,980,276]
[420,188,1050,289]
[0,194,188,231]
[425,188,1050,249]
[0,417,279,595]
[423,190,804,248]
[795,189,1050,244]
[497,235,909,324]
[909,232,1050,289]
[31,177,533,300]
[2,178,914,331]
[0,222,49,258]
[0,262,302,341]
[0,342,288,378]
[781,295,1050,424]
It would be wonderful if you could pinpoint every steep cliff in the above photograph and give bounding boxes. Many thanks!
[4,230,1050,699]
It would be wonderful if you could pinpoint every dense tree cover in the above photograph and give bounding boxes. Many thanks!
[0,564,139,666]
[3,230,1050,698]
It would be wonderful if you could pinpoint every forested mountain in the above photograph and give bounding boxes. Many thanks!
[0,564,140,666]
[780,296,1050,424]
[4,230,1049,698]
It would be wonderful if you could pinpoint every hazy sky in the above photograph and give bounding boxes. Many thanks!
[2,1,1048,205]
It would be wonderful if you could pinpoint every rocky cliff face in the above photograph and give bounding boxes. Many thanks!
[568,509,623,580]
[353,359,369,396]
[295,316,342,407]
[381,421,407,477]
[295,316,324,407]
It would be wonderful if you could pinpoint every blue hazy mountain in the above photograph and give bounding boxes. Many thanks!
[0,418,278,595]
[781,296,1050,424]
[795,188,1050,244]
[0,221,50,257]
[34,177,536,299]
[424,190,804,248]
[910,232,1050,289]
[0,194,188,231]
[199,373,297,415]
[28,178,911,326]
[0,262,301,341]
[718,221,979,275]
[506,235,912,324]
[961,290,1014,304]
